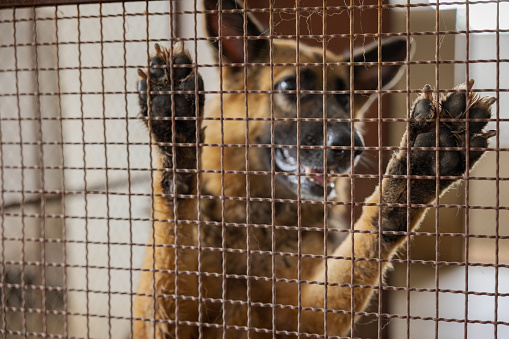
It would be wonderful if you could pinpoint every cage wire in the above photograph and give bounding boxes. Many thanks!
[0,0,508,338]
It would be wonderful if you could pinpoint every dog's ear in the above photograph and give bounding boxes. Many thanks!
[204,0,268,66]
[347,37,411,91]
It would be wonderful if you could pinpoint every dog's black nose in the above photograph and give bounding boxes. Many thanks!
[326,126,364,166]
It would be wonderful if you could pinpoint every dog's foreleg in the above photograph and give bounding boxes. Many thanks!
[133,43,204,339]
[300,81,495,336]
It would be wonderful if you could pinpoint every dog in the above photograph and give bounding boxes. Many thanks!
[133,0,495,337]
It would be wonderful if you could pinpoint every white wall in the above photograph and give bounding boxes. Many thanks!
[0,2,173,337]
[56,3,167,337]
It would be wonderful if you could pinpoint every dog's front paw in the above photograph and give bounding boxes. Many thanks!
[138,43,204,196]
[407,80,495,179]
[138,43,203,146]
[380,81,495,240]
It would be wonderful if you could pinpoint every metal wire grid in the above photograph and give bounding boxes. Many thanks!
[0,0,507,338]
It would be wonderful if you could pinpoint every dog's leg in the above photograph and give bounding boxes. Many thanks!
[134,43,204,338]
[300,81,495,336]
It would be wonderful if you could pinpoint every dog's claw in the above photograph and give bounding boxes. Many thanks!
[138,69,147,79]
[483,130,497,139]
[155,42,162,55]
[467,78,475,90]
[174,41,185,55]
[485,96,497,106]
[422,84,433,101]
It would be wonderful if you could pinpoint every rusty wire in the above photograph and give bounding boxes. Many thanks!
[0,0,507,338]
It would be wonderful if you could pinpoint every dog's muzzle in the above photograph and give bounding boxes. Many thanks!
[273,125,364,200]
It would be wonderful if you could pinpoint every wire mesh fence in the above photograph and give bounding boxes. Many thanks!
[0,0,508,338]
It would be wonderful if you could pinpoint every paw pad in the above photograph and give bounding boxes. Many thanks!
[136,43,204,197]
[137,42,194,103]
[409,80,496,176]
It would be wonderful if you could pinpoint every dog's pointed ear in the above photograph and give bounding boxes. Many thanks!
[204,0,268,66]
[347,37,412,91]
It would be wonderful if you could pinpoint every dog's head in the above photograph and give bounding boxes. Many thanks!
[204,0,410,201]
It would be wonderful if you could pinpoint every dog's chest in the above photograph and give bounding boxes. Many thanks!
[198,199,334,278]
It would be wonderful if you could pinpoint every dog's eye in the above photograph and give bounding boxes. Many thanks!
[276,70,316,100]
[277,77,297,93]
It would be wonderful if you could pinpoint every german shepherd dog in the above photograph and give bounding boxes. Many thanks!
[134,0,495,337]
